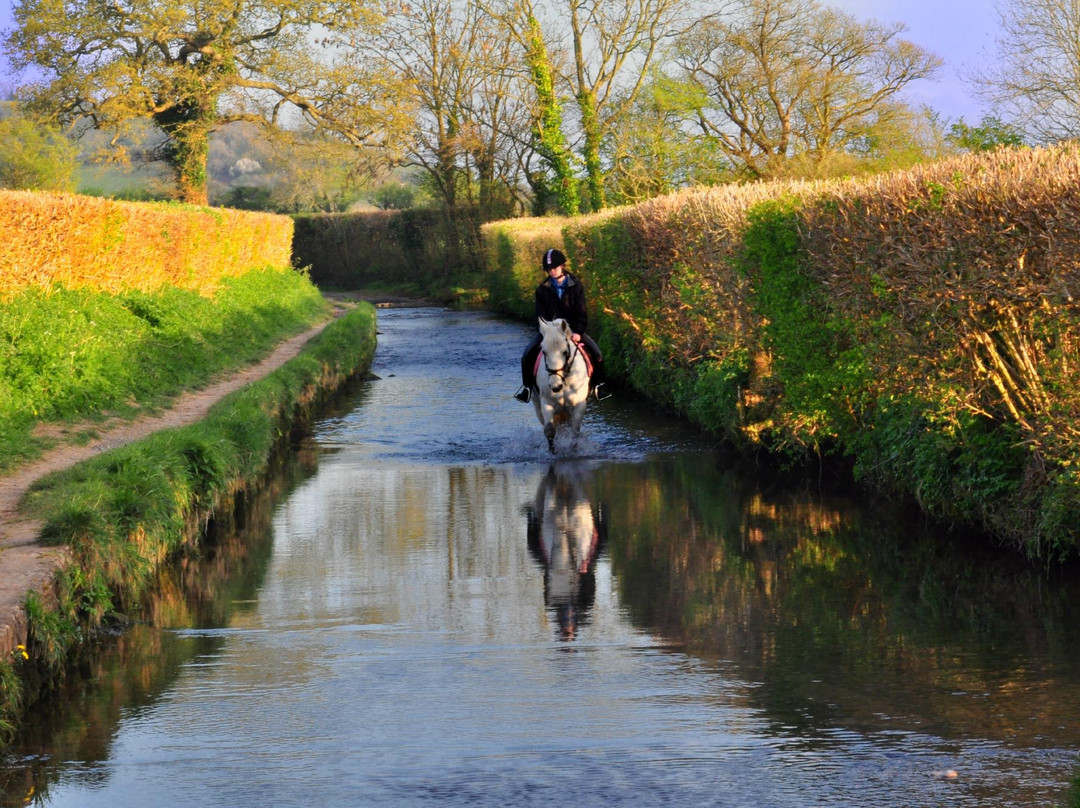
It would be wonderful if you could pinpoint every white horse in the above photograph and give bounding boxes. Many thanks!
[533,318,590,454]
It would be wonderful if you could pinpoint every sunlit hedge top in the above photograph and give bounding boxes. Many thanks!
[0,191,294,300]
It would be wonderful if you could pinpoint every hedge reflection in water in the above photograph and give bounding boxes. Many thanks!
[3,447,1080,805]
[597,454,1080,750]
[0,449,319,807]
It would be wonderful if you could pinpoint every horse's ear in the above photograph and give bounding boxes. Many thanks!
[559,319,572,334]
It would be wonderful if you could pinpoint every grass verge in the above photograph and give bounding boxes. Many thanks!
[0,267,329,473]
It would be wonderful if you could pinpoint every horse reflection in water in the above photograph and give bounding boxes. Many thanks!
[526,464,607,641]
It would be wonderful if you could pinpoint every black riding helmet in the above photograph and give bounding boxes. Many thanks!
[542,248,566,271]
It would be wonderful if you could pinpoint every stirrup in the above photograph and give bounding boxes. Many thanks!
[592,383,611,401]
[514,386,532,403]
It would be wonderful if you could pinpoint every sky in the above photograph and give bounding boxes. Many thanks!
[830,0,999,123]
[0,0,998,123]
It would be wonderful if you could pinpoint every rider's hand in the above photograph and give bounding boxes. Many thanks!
[571,333,582,343]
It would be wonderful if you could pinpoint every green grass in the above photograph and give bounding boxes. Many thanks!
[20,303,377,616]
[0,267,329,472]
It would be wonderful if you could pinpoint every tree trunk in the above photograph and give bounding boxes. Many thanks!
[156,97,216,206]
[577,89,605,211]
[175,125,211,205]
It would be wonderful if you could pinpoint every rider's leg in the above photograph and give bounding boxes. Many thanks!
[522,334,541,388]
[581,334,605,385]
[580,334,609,398]
[516,334,542,402]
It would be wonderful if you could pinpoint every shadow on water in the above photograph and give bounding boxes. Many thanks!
[0,450,320,807]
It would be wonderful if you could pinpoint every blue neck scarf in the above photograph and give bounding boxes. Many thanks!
[552,274,568,299]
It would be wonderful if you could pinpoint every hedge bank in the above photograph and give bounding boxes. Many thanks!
[0,302,378,743]
[482,144,1080,560]
[1,193,322,472]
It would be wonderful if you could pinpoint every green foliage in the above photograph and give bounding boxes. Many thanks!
[741,198,868,451]
[0,661,21,744]
[849,397,1027,523]
[947,115,1026,153]
[220,185,275,211]
[0,105,79,191]
[370,181,419,210]
[685,352,751,434]
[0,267,328,472]
[605,73,733,203]
[23,593,80,675]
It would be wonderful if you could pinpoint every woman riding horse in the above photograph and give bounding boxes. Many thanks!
[514,248,606,403]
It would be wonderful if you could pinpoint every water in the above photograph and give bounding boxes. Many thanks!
[3,308,1079,807]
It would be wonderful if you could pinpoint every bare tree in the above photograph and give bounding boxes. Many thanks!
[376,0,529,216]
[673,0,940,178]
[560,0,688,209]
[970,0,1080,143]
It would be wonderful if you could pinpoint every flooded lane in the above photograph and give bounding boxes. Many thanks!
[3,308,1079,807]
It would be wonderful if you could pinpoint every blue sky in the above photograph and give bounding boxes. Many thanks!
[832,0,998,122]
[0,0,996,122]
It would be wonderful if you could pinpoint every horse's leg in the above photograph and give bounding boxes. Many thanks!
[544,420,557,454]
[569,401,586,436]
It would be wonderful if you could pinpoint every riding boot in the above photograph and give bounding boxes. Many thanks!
[514,386,532,403]
[591,361,611,400]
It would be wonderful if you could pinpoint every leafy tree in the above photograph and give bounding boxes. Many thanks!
[3,0,412,204]
[673,0,941,178]
[0,104,80,190]
[604,72,731,203]
[370,181,422,210]
[947,115,1026,152]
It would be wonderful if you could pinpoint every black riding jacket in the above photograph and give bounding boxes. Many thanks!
[535,272,588,334]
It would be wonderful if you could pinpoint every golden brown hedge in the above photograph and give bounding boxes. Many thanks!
[0,191,294,300]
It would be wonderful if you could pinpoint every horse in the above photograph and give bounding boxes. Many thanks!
[533,317,591,454]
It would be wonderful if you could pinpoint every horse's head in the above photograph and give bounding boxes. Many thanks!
[538,318,577,392]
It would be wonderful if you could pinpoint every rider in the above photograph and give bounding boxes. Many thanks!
[514,248,606,403]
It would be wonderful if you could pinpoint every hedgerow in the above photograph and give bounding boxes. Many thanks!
[482,143,1080,559]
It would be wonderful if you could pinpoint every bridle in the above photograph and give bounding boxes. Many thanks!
[543,334,582,382]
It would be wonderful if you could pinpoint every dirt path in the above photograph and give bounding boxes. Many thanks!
[0,300,366,655]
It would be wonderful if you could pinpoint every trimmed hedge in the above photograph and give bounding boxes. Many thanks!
[0,191,293,300]
[482,144,1080,560]
[291,206,483,293]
